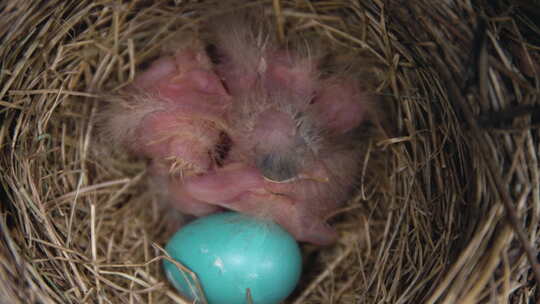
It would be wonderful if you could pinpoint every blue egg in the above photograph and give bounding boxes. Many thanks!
[163,212,302,304]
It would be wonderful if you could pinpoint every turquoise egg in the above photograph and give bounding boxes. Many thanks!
[163,212,302,304]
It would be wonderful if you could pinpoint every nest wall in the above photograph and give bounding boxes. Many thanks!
[0,0,538,303]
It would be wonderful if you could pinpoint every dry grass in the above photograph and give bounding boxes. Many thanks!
[1,0,539,303]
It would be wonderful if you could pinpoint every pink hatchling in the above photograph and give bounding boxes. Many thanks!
[101,10,374,245]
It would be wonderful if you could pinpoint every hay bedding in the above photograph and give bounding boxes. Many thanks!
[0,0,539,303]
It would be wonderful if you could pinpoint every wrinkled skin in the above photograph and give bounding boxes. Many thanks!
[105,23,370,245]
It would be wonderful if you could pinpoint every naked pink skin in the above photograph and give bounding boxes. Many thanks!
[114,39,367,245]
[163,162,339,245]
[130,48,231,173]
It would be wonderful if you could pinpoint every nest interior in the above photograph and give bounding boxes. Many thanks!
[1,0,539,303]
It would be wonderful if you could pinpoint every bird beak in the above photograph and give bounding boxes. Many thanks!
[298,173,330,183]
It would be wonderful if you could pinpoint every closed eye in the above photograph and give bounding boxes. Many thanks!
[205,43,222,64]
[257,153,299,183]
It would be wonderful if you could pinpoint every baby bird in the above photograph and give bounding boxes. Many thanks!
[101,7,375,245]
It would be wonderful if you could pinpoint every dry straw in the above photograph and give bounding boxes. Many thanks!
[1,0,539,303]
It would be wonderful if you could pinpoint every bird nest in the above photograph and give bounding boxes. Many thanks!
[1,0,538,303]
